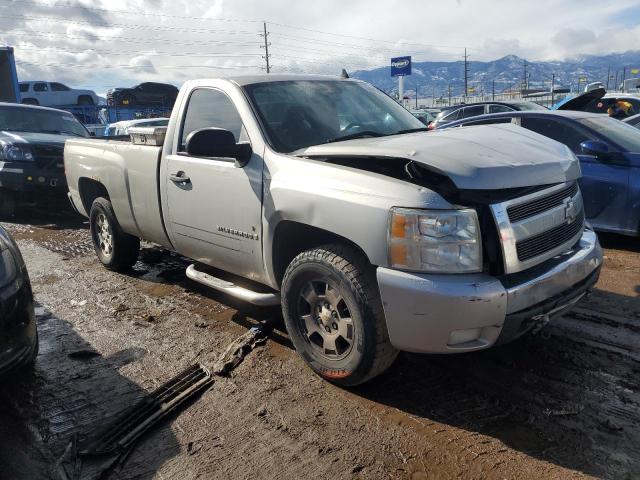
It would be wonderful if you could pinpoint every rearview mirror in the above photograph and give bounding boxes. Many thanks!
[580,140,610,159]
[185,128,252,167]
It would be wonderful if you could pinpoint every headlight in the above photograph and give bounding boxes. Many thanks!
[389,208,482,273]
[0,143,34,162]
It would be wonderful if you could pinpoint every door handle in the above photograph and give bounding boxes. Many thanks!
[169,171,190,184]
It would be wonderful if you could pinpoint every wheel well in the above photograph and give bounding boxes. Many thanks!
[77,94,93,103]
[271,221,370,287]
[78,178,109,214]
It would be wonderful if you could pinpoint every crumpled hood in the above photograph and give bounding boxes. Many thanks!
[296,123,581,190]
[0,130,74,147]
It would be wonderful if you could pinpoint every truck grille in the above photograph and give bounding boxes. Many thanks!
[507,182,578,222]
[516,210,584,261]
[490,181,584,274]
[32,145,64,170]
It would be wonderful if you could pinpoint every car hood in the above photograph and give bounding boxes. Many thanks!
[295,123,580,190]
[0,130,77,146]
[553,87,605,111]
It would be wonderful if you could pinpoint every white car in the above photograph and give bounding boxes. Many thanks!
[104,117,169,136]
[19,81,99,107]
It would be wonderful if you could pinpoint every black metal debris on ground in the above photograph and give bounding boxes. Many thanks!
[56,324,271,480]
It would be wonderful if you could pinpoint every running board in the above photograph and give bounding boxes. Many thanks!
[186,264,281,306]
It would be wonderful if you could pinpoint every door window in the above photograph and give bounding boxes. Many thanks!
[459,105,484,119]
[521,117,592,153]
[180,88,246,150]
[50,82,70,91]
[19,83,29,93]
[489,104,514,113]
[33,82,48,92]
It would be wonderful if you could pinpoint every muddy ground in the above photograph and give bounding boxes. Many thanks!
[0,206,638,480]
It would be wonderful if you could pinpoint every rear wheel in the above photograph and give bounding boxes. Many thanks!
[89,197,140,271]
[281,244,398,386]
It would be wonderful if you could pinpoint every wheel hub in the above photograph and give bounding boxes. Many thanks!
[298,280,354,360]
[95,213,113,258]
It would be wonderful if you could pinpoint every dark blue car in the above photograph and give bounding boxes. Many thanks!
[439,110,640,237]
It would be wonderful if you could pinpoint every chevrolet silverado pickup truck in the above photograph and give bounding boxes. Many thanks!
[64,75,603,386]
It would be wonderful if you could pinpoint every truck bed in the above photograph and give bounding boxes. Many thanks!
[64,138,171,247]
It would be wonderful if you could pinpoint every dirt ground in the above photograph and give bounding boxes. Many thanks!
[0,206,638,480]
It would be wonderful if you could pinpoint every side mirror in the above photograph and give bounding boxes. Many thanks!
[185,128,252,167]
[580,140,610,159]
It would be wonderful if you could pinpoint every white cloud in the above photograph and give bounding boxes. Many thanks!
[1,0,639,91]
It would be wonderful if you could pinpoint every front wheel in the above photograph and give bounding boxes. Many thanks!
[89,197,140,271]
[281,244,398,386]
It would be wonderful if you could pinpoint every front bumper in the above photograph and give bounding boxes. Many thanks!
[0,273,37,376]
[377,228,602,353]
[0,160,67,193]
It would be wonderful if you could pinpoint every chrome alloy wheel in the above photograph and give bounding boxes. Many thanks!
[297,280,355,360]
[95,213,113,258]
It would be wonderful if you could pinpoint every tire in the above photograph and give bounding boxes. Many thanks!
[77,95,94,106]
[281,244,398,386]
[0,189,16,218]
[89,197,140,271]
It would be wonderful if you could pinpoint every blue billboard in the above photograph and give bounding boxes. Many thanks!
[391,56,411,77]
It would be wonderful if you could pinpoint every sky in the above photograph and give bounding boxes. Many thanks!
[2,0,640,95]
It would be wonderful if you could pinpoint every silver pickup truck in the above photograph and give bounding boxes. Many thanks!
[64,75,602,386]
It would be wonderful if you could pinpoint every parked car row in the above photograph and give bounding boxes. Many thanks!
[6,75,640,384]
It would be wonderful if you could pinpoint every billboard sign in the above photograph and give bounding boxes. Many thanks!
[391,56,411,77]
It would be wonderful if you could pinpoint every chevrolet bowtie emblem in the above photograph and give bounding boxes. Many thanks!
[564,199,578,223]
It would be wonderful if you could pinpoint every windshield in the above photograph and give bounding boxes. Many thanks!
[577,116,640,153]
[243,80,425,152]
[0,106,89,137]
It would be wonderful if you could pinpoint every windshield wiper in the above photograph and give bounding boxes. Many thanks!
[322,131,385,144]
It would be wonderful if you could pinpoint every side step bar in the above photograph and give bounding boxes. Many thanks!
[186,264,281,306]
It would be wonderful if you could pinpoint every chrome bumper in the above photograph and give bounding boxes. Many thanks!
[377,229,602,354]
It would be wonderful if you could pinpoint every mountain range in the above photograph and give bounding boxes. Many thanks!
[352,51,640,98]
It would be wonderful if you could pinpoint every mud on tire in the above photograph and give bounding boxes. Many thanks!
[89,197,140,271]
[281,244,398,387]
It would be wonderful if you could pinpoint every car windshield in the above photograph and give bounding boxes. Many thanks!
[577,116,640,153]
[0,106,88,137]
[243,80,425,153]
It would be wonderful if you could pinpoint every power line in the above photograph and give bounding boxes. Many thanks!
[0,13,260,35]
[12,44,262,59]
[16,60,260,70]
[2,30,262,48]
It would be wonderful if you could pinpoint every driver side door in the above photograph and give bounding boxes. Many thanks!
[163,87,264,279]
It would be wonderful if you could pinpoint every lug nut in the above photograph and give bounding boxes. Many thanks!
[332,323,338,330]
[325,326,331,333]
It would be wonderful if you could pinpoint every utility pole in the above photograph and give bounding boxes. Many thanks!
[448,83,452,106]
[492,80,495,101]
[260,22,271,73]
[622,67,627,91]
[464,48,469,99]
[551,73,555,106]
[415,83,418,109]
[606,66,610,90]
[522,59,528,93]
[615,70,619,90]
